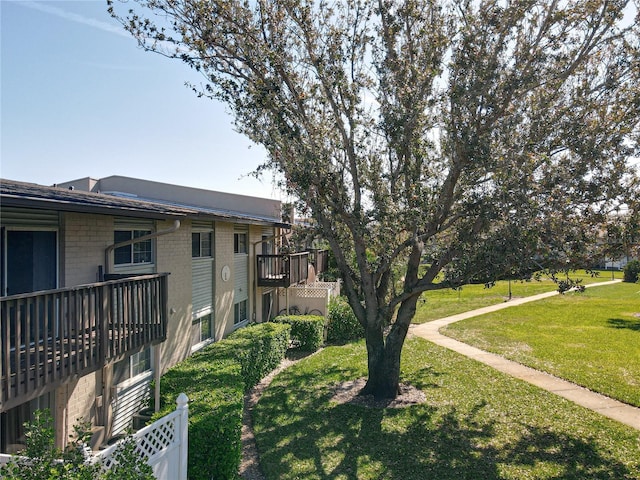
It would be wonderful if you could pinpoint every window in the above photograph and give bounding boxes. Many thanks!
[191,313,213,347]
[113,348,151,385]
[234,299,248,325]
[192,232,212,258]
[3,230,57,295]
[131,349,151,377]
[114,230,152,265]
[234,232,247,254]
[261,235,274,255]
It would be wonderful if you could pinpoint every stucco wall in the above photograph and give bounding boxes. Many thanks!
[249,224,270,323]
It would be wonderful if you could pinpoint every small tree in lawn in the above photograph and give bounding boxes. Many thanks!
[109,0,640,399]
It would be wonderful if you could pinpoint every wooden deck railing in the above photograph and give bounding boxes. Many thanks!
[257,252,310,288]
[0,274,168,412]
[309,249,329,276]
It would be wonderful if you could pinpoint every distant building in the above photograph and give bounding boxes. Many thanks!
[0,176,325,452]
[594,211,639,270]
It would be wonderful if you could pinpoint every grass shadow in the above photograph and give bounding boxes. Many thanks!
[402,364,444,391]
[286,349,319,361]
[607,318,640,331]
[505,424,634,479]
[254,362,636,480]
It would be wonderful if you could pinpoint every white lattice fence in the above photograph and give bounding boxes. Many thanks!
[95,393,189,480]
[0,394,188,479]
[278,281,340,316]
[307,282,341,296]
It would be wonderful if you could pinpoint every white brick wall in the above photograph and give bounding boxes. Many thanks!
[57,213,111,447]
[215,222,235,338]
[51,213,276,449]
[61,213,113,286]
[55,374,99,449]
[156,219,193,374]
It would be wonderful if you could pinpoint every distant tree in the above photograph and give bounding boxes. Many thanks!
[109,0,640,399]
[623,260,640,282]
[603,203,640,267]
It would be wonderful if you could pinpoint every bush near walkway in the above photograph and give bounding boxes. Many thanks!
[273,315,324,351]
[326,296,364,343]
[154,322,290,480]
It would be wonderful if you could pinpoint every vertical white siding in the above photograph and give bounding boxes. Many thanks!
[111,373,152,436]
[192,258,214,318]
[234,254,248,302]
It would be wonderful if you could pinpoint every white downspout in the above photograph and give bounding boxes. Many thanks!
[101,218,181,436]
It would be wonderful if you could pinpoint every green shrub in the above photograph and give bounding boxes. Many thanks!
[154,355,242,480]
[623,260,640,283]
[226,322,291,390]
[273,315,325,351]
[154,322,290,480]
[0,410,154,480]
[326,296,364,343]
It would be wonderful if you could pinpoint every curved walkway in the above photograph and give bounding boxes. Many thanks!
[411,280,640,431]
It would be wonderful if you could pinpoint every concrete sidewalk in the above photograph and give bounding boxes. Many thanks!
[411,280,640,431]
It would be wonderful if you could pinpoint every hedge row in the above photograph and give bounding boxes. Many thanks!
[272,298,365,349]
[153,322,291,480]
[273,315,325,351]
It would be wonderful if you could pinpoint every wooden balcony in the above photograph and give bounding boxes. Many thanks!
[257,250,328,288]
[309,249,329,276]
[257,252,309,288]
[0,274,168,412]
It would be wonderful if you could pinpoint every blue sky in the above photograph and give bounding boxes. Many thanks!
[1,0,282,199]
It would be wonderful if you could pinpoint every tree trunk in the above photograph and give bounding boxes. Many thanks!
[359,297,418,400]
[360,327,404,399]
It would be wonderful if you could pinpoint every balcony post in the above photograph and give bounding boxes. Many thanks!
[99,284,108,366]
[99,283,112,438]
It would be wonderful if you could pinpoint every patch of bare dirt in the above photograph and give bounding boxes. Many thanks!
[240,359,295,480]
[240,354,309,480]
[330,378,427,409]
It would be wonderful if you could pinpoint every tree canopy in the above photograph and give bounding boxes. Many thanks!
[110,0,640,398]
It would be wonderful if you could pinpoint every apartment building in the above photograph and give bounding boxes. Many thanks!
[0,176,318,452]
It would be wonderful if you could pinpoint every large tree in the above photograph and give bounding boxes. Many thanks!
[109,0,640,399]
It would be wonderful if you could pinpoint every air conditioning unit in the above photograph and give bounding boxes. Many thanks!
[132,409,154,431]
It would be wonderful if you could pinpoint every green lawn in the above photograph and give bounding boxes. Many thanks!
[413,270,623,324]
[442,282,640,407]
[253,338,640,480]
